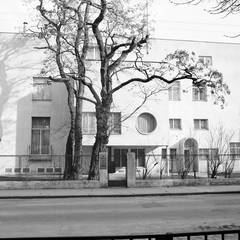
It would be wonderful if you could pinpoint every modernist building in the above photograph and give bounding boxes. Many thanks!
[0,32,240,178]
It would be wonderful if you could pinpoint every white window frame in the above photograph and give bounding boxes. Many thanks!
[31,117,50,155]
[192,86,207,101]
[82,112,121,135]
[136,112,157,134]
[168,81,181,101]
[199,56,212,66]
[230,142,240,157]
[194,119,209,130]
[169,118,182,130]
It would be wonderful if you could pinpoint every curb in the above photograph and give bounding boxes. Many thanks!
[0,190,239,199]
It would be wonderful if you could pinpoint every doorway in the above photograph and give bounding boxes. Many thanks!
[107,147,146,187]
[108,148,127,187]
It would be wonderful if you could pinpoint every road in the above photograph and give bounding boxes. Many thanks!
[0,194,240,238]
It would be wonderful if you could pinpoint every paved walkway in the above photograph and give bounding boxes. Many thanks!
[0,185,239,199]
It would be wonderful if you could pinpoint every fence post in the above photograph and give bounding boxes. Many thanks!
[127,152,136,187]
[99,151,108,187]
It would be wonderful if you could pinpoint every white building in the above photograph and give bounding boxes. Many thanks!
[0,32,240,178]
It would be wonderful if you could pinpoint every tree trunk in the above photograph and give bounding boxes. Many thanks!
[63,129,74,179]
[63,81,76,180]
[73,96,83,179]
[88,101,111,180]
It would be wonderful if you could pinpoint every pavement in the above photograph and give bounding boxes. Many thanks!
[0,185,239,199]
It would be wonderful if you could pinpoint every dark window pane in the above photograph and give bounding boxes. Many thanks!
[138,149,145,167]
[121,149,128,167]
[114,149,121,168]
[41,130,50,154]
[31,130,40,154]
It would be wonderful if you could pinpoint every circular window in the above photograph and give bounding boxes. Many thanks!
[136,112,157,134]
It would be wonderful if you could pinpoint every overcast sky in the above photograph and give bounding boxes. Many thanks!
[0,0,240,43]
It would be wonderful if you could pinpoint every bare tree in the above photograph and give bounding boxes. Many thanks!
[207,125,234,178]
[171,0,240,15]
[31,0,230,180]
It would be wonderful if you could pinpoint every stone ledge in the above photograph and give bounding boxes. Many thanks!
[136,178,240,187]
[0,180,101,190]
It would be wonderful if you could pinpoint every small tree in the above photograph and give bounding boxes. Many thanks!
[207,125,234,178]
[137,152,165,180]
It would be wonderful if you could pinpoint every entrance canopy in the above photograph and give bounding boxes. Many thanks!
[170,138,198,155]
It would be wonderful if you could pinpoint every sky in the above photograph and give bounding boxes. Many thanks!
[0,0,240,43]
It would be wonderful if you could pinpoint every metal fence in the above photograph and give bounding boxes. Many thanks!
[3,229,240,239]
[135,154,240,180]
[0,153,240,181]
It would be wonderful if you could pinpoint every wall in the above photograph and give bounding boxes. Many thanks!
[0,33,69,174]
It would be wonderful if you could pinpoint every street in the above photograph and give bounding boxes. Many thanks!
[0,194,240,238]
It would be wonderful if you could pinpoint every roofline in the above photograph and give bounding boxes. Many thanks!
[1,31,240,46]
[149,37,240,46]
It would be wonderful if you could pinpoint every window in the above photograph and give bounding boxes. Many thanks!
[137,112,157,134]
[168,81,181,101]
[131,149,145,167]
[108,112,121,134]
[32,77,51,101]
[169,118,182,129]
[82,112,121,135]
[230,142,240,157]
[87,46,100,60]
[82,112,96,134]
[192,86,207,101]
[199,56,212,66]
[162,148,167,159]
[194,119,208,130]
[199,148,219,161]
[31,117,50,154]
[199,148,209,161]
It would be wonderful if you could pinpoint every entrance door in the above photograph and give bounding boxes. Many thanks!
[184,138,198,172]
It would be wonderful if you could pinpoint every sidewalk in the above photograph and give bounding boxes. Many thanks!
[0,185,239,199]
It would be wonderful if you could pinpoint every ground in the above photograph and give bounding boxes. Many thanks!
[0,194,239,238]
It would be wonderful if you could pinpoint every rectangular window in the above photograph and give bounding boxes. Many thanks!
[230,142,240,156]
[168,81,181,101]
[31,117,50,154]
[199,56,212,66]
[161,148,167,159]
[199,148,209,161]
[192,86,207,101]
[82,112,121,135]
[108,112,121,134]
[131,149,145,167]
[199,148,218,161]
[82,112,96,134]
[169,118,182,129]
[194,119,208,130]
[32,77,51,101]
[87,46,100,60]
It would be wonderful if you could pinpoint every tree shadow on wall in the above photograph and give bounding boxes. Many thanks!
[0,34,29,146]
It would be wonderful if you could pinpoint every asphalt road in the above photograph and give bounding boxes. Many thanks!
[0,194,240,238]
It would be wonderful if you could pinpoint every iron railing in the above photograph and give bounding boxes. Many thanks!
[135,154,240,180]
[2,229,240,239]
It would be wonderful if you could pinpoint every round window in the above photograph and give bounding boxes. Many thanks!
[136,112,157,134]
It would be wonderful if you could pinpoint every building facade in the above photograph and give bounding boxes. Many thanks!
[0,32,240,178]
